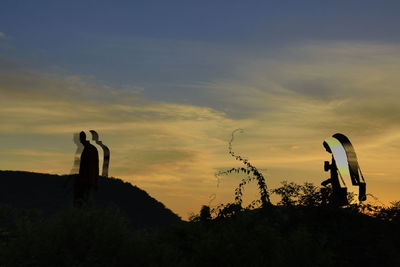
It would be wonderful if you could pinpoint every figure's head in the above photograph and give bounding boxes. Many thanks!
[79,131,87,144]
[323,141,332,153]
[90,130,99,142]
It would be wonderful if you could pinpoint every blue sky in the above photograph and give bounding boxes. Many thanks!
[2,1,400,97]
[1,1,400,217]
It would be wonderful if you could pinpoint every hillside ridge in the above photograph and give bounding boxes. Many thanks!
[0,170,181,228]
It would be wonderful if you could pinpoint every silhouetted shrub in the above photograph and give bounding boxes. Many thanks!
[272,181,301,206]
[272,181,358,207]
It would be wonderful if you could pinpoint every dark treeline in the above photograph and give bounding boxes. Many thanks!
[0,175,399,266]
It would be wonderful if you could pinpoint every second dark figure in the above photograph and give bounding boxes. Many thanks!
[74,131,99,207]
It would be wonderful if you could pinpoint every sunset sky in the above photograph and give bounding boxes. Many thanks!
[1,1,400,218]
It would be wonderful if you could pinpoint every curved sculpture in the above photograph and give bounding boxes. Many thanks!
[332,133,366,201]
[321,133,366,205]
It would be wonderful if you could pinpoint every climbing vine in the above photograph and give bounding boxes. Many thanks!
[216,129,270,208]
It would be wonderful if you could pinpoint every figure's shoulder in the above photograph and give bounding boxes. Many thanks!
[87,143,94,149]
[88,143,99,153]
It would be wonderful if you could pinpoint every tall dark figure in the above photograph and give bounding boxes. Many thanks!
[74,131,99,207]
[90,130,110,177]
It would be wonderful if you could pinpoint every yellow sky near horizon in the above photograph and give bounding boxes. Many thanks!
[1,41,400,218]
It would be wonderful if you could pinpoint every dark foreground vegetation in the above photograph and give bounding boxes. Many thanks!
[0,180,399,266]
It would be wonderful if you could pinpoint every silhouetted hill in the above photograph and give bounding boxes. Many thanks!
[0,170,181,228]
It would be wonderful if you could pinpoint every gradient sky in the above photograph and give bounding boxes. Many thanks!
[1,1,400,218]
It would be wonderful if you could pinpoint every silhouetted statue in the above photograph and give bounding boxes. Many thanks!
[321,133,367,206]
[74,131,99,207]
[90,130,110,177]
[70,132,84,174]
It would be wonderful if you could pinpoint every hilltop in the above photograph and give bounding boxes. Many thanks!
[0,170,181,228]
